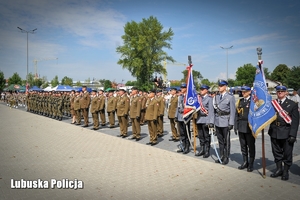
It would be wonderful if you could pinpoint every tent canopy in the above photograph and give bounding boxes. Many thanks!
[55,85,75,92]
[4,84,22,91]
[29,86,43,91]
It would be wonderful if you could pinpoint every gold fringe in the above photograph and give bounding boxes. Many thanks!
[249,115,277,138]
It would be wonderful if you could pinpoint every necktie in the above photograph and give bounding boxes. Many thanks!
[279,100,282,105]
[220,95,222,100]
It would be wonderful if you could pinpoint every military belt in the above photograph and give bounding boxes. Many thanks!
[275,121,290,127]
[215,111,230,116]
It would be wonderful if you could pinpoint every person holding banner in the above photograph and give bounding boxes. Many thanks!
[235,86,256,172]
[175,83,191,154]
[268,85,299,181]
[213,80,236,165]
[195,85,214,158]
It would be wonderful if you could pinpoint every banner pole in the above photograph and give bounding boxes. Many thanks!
[262,129,266,178]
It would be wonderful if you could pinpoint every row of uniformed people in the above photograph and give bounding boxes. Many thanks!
[3,92,26,108]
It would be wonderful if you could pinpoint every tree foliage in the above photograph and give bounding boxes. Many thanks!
[116,16,175,90]
[8,72,22,85]
[227,78,236,86]
[75,81,82,87]
[201,78,211,86]
[285,66,300,90]
[271,64,290,85]
[0,70,6,91]
[235,63,256,86]
[61,76,73,86]
[125,80,138,86]
[104,80,112,90]
[51,75,59,87]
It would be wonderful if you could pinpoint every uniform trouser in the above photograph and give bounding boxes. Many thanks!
[131,118,141,138]
[81,108,89,125]
[169,118,179,139]
[118,116,128,135]
[99,110,106,125]
[197,123,211,146]
[148,120,157,143]
[92,112,99,128]
[238,132,255,158]
[107,111,115,126]
[57,106,62,117]
[48,105,52,115]
[75,109,81,124]
[157,115,164,134]
[271,137,294,166]
[52,105,57,116]
[178,121,191,148]
[216,126,231,158]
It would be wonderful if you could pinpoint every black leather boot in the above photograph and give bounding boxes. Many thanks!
[247,157,254,172]
[203,145,210,158]
[195,145,204,156]
[281,164,290,181]
[183,140,190,154]
[222,147,229,165]
[238,155,249,170]
[270,161,283,178]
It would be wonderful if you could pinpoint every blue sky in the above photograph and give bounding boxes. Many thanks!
[0,0,299,84]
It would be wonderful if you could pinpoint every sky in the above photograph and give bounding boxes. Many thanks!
[0,0,300,84]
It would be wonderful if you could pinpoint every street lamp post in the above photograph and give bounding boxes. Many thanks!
[17,27,37,84]
[220,45,233,81]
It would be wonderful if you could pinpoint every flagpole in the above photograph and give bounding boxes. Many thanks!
[257,47,266,178]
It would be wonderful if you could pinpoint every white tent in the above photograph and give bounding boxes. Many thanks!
[43,86,53,91]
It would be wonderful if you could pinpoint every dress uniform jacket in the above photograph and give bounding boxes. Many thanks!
[74,96,81,111]
[175,95,185,121]
[107,96,117,112]
[129,95,141,118]
[235,98,251,133]
[98,95,106,112]
[90,96,100,114]
[117,95,130,117]
[80,91,90,109]
[213,92,236,127]
[168,95,178,119]
[156,95,165,117]
[145,98,159,121]
[268,98,299,139]
[196,95,214,124]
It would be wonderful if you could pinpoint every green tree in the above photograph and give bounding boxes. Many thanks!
[227,78,236,86]
[285,66,300,90]
[0,71,5,91]
[116,16,175,90]
[263,67,272,79]
[85,77,91,84]
[51,75,59,87]
[61,76,73,86]
[235,63,256,86]
[271,64,290,85]
[181,69,203,89]
[125,80,138,86]
[75,81,82,87]
[104,80,112,90]
[98,79,105,86]
[201,79,211,86]
[8,72,22,85]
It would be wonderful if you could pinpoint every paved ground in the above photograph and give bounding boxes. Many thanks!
[0,102,300,200]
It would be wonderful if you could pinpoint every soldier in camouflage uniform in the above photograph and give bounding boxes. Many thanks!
[57,92,63,121]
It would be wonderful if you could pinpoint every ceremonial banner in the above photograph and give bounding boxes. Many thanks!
[248,61,276,138]
[183,65,200,124]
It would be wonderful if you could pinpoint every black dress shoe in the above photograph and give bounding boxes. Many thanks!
[130,137,137,140]
[169,138,175,141]
[136,138,141,141]
[173,139,180,142]
[222,157,229,165]
[183,150,190,154]
[177,149,183,153]
[146,142,152,145]
[76,123,81,126]
[117,135,123,137]
[109,126,115,129]
[71,122,75,124]
[151,142,158,146]
[122,135,128,138]
[158,134,163,138]
[82,125,88,127]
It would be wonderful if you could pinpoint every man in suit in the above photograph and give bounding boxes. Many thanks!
[195,85,214,158]
[168,88,179,141]
[234,86,256,172]
[175,83,191,154]
[116,89,130,138]
[80,86,91,127]
[90,90,100,130]
[156,89,165,137]
[98,89,106,126]
[145,89,159,145]
[129,87,142,141]
[106,90,117,128]
[268,85,299,180]
[213,80,236,165]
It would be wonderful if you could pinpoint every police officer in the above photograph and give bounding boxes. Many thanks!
[168,88,180,142]
[129,87,142,141]
[145,89,159,145]
[195,85,214,158]
[175,83,191,154]
[268,85,299,180]
[213,80,236,165]
[234,86,256,172]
